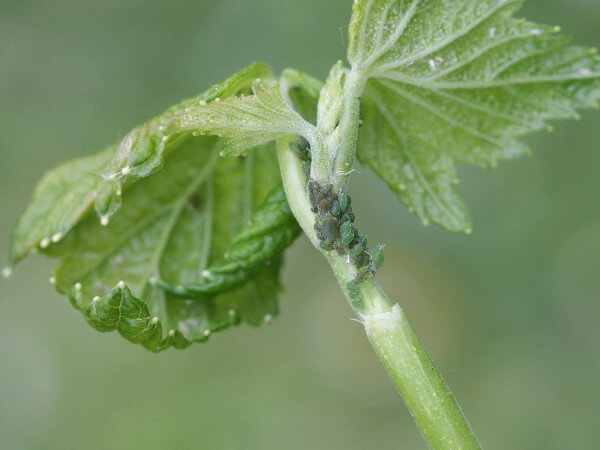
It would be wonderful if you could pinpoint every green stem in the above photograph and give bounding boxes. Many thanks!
[277,138,480,450]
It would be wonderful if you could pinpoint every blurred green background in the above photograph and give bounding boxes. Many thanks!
[1,0,599,449]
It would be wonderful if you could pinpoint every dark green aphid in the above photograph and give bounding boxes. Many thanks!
[330,200,341,217]
[351,235,367,257]
[322,183,334,197]
[298,136,311,151]
[355,253,370,268]
[318,197,332,212]
[340,221,355,246]
[346,281,359,294]
[371,244,385,270]
[339,193,350,211]
[320,241,333,251]
[319,216,339,243]
[350,295,362,309]
[341,210,355,224]
[346,281,361,307]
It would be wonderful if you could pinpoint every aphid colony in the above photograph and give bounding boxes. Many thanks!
[291,137,384,308]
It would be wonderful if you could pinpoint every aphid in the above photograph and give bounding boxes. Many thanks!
[322,183,334,197]
[350,295,362,309]
[346,281,359,294]
[330,200,341,217]
[339,193,350,211]
[320,241,333,252]
[346,281,361,307]
[318,197,333,212]
[340,207,355,224]
[298,136,311,151]
[308,180,320,197]
[351,235,368,257]
[355,253,370,268]
[318,216,339,243]
[340,221,355,246]
[371,244,385,270]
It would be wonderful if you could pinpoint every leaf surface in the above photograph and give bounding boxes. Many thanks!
[168,81,316,157]
[349,0,600,231]
[49,138,298,351]
[10,63,304,351]
[95,62,273,220]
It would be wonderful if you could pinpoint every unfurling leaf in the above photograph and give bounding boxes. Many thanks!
[280,68,324,124]
[168,81,316,157]
[9,146,115,265]
[95,62,272,220]
[47,138,297,351]
[11,63,303,351]
[349,0,600,232]
[158,187,300,297]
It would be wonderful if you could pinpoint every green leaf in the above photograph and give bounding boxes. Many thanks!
[95,62,272,220]
[10,62,305,351]
[280,68,324,123]
[10,63,272,264]
[47,138,298,351]
[349,0,600,232]
[158,186,300,297]
[9,145,115,265]
[168,81,316,157]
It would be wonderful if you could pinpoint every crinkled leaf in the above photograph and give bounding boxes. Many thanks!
[159,187,299,297]
[349,0,600,232]
[10,63,272,263]
[45,137,298,351]
[95,62,272,220]
[11,62,304,351]
[168,81,316,157]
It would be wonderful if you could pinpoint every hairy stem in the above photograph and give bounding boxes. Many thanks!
[277,138,480,450]
[332,66,365,187]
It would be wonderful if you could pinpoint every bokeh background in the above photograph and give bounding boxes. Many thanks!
[1,0,599,449]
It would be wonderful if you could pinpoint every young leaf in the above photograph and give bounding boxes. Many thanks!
[349,0,600,232]
[9,145,115,265]
[168,81,317,157]
[158,187,300,297]
[9,63,276,266]
[280,68,324,124]
[95,62,272,220]
[42,137,298,351]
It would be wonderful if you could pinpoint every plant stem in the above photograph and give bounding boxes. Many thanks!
[277,138,480,450]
